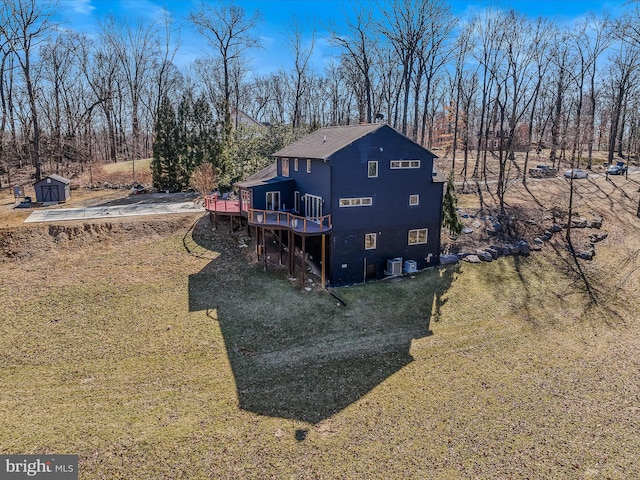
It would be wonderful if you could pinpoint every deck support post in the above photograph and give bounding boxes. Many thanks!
[301,235,306,285]
[263,227,267,272]
[289,231,295,277]
[321,234,326,288]
[278,230,283,266]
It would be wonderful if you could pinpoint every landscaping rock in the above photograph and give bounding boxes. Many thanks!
[486,247,500,259]
[577,249,595,260]
[462,227,474,234]
[550,224,562,233]
[587,219,602,229]
[571,217,588,228]
[463,254,481,263]
[534,237,544,245]
[518,240,531,255]
[440,254,459,265]
[589,232,608,243]
[476,250,493,262]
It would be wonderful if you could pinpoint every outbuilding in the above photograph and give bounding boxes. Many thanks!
[34,174,71,203]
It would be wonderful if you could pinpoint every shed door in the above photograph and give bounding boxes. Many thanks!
[42,185,59,202]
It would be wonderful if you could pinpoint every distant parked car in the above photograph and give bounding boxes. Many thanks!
[564,168,588,179]
[606,161,627,175]
[529,164,557,178]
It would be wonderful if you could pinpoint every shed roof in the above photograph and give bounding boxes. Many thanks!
[273,123,385,160]
[34,174,70,185]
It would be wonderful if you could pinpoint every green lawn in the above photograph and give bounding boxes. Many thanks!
[1,168,640,478]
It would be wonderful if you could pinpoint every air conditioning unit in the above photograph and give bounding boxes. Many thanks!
[404,260,417,274]
[386,257,403,276]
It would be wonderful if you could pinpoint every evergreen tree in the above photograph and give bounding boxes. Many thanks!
[151,96,180,191]
[442,172,463,235]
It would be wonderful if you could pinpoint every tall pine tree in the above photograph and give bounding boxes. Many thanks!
[442,172,463,235]
[152,96,181,191]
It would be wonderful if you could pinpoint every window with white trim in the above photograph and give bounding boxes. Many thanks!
[307,159,311,173]
[294,158,299,171]
[368,161,378,178]
[282,158,289,177]
[294,191,300,213]
[408,228,428,245]
[409,194,419,206]
[391,160,420,169]
[364,233,377,250]
[339,197,373,207]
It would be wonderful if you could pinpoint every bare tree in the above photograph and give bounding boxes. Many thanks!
[287,16,315,129]
[379,0,431,135]
[189,1,261,140]
[101,16,160,169]
[330,3,378,124]
[0,0,57,181]
[606,41,639,165]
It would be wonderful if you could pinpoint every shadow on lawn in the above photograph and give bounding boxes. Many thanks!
[187,217,458,424]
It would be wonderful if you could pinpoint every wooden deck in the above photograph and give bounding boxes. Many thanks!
[204,194,331,235]
[248,209,331,235]
[204,195,243,215]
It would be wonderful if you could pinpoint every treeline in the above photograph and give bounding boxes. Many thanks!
[1,0,639,192]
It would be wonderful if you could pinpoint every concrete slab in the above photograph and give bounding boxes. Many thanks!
[24,202,205,223]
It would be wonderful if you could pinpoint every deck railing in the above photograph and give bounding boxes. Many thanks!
[204,194,242,213]
[248,208,332,234]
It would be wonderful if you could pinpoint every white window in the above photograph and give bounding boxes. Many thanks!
[339,197,373,207]
[368,161,378,178]
[282,158,289,177]
[409,194,419,206]
[365,233,377,250]
[391,160,421,169]
[408,228,428,245]
[294,191,300,213]
[294,158,299,171]
[307,159,312,173]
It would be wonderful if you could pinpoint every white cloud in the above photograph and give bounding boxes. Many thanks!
[62,0,95,15]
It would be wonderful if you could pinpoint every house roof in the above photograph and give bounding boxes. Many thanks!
[236,162,293,188]
[34,174,70,185]
[273,123,386,160]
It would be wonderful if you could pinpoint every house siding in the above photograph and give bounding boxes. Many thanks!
[278,157,331,215]
[250,124,444,287]
[328,126,441,285]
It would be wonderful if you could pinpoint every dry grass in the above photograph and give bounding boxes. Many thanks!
[0,165,639,478]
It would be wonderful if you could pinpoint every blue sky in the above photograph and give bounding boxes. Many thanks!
[59,0,630,74]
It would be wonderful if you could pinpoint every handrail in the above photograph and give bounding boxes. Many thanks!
[204,194,241,213]
[248,208,332,234]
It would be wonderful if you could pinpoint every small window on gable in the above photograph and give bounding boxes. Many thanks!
[409,194,419,206]
[365,233,377,250]
[282,158,289,177]
[368,161,378,178]
[294,158,299,171]
[408,228,428,245]
[307,159,312,173]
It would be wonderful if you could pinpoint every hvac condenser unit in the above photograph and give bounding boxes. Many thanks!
[386,257,403,276]
[404,260,417,273]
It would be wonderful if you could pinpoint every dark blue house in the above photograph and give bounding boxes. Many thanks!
[207,123,445,287]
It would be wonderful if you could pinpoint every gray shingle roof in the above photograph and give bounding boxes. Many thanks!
[35,174,70,185]
[236,162,293,188]
[273,123,385,160]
